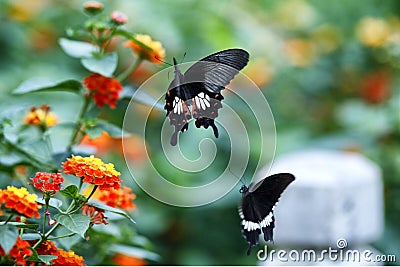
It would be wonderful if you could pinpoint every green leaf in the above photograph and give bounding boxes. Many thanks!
[59,38,98,58]
[59,185,79,199]
[81,52,118,77]
[36,197,63,209]
[0,225,18,254]
[54,214,90,239]
[110,244,160,261]
[38,255,58,264]
[0,222,39,230]
[89,200,135,224]
[21,233,41,240]
[13,78,82,95]
[56,226,81,250]
[120,86,164,111]
[84,119,122,138]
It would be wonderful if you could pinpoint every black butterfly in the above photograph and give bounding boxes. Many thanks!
[164,49,249,146]
[239,173,295,255]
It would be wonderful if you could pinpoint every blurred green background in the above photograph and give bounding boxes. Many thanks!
[1,0,399,265]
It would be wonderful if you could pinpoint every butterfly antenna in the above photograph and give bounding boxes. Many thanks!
[228,168,246,186]
[155,56,173,66]
[181,52,187,62]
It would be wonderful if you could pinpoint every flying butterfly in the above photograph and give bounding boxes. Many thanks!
[238,173,295,255]
[164,49,249,146]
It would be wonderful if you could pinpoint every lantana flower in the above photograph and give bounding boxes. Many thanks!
[83,73,123,109]
[27,240,86,266]
[97,186,136,210]
[124,34,165,63]
[52,248,86,266]
[0,237,33,266]
[82,204,108,225]
[62,155,121,191]
[29,172,64,194]
[112,253,147,266]
[0,186,41,218]
[24,105,58,129]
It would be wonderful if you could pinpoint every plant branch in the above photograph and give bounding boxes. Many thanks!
[117,58,142,82]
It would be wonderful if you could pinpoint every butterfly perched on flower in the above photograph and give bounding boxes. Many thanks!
[239,173,295,255]
[164,49,249,146]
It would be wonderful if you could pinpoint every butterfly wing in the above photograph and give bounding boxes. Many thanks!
[183,49,249,136]
[164,88,192,146]
[239,173,295,255]
[183,48,250,94]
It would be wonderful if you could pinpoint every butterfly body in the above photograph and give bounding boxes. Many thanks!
[239,173,295,255]
[164,49,249,145]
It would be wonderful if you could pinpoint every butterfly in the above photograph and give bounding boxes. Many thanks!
[164,48,249,146]
[238,173,295,255]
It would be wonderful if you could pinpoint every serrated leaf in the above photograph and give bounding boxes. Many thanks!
[38,255,58,264]
[59,38,98,58]
[0,225,18,254]
[89,200,135,224]
[110,244,160,261]
[81,52,118,77]
[0,222,39,230]
[13,78,82,95]
[120,86,164,111]
[54,214,90,239]
[59,185,79,199]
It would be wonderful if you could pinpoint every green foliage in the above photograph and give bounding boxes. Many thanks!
[54,214,91,239]
[0,224,18,254]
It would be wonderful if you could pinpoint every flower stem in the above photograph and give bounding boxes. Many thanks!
[47,232,76,240]
[66,96,91,152]
[4,215,13,224]
[70,185,98,214]
[117,58,143,82]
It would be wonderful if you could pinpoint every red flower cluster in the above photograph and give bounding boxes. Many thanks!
[29,172,64,194]
[98,186,136,210]
[83,73,123,109]
[62,155,122,191]
[0,237,33,266]
[82,204,108,225]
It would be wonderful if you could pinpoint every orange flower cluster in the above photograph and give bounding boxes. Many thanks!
[83,73,123,109]
[52,248,86,266]
[112,253,147,266]
[98,186,136,210]
[62,155,121,190]
[82,204,108,225]
[0,186,41,218]
[26,240,86,266]
[29,172,64,194]
[30,240,59,256]
[124,34,165,63]
[0,237,33,266]
[24,105,58,128]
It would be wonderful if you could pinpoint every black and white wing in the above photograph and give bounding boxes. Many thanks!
[183,49,249,136]
[239,173,295,255]
[165,88,192,146]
